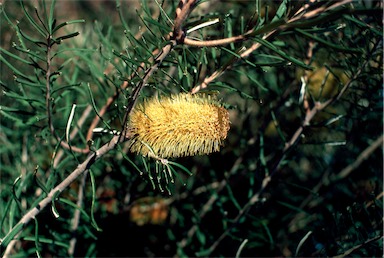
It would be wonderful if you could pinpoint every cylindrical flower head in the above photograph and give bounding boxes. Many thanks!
[127,93,230,158]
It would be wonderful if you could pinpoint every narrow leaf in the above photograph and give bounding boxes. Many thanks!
[89,170,102,231]
[253,37,312,69]
[66,104,76,143]
[20,1,47,37]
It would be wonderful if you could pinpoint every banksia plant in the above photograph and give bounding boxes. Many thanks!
[127,93,230,158]
[1,0,382,257]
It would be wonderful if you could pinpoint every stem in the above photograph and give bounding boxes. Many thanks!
[67,171,88,256]
[2,134,125,258]
[46,36,54,138]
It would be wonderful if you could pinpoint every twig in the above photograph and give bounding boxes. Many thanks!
[43,32,92,154]
[2,134,127,258]
[287,133,383,233]
[333,235,383,258]
[194,34,378,257]
[120,42,175,140]
[3,40,176,256]
[53,105,93,167]
[172,0,197,41]
[175,156,243,255]
[67,170,88,256]
[45,36,55,142]
[190,0,355,94]
[330,134,384,182]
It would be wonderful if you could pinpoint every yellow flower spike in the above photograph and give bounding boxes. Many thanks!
[127,93,230,158]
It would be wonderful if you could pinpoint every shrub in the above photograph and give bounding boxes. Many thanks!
[1,0,382,257]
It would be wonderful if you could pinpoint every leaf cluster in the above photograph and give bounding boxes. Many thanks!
[1,0,382,257]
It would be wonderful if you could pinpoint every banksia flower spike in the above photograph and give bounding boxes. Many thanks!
[127,93,230,159]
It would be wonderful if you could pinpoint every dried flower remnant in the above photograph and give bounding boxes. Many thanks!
[127,93,230,158]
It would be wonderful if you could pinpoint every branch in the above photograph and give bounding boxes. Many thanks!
[175,156,244,254]
[190,0,355,93]
[172,0,197,41]
[330,134,384,182]
[120,42,175,140]
[193,36,378,256]
[68,170,88,256]
[333,235,383,258]
[2,134,126,257]
[3,39,176,256]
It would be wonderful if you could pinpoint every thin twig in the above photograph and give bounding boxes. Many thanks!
[67,170,88,256]
[190,0,354,94]
[2,134,126,258]
[333,235,383,258]
[53,105,93,167]
[120,42,175,140]
[175,156,243,255]
[330,134,384,182]
[46,36,55,140]
[194,36,377,257]
[288,133,383,233]
[172,0,197,41]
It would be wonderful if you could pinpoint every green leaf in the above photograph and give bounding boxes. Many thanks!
[51,190,61,219]
[33,167,49,194]
[20,1,48,37]
[343,14,382,36]
[196,227,206,245]
[17,26,47,46]
[0,47,33,65]
[48,0,57,33]
[295,28,362,54]
[33,218,42,258]
[58,198,91,222]
[253,36,312,69]
[21,235,70,249]
[272,0,287,22]
[195,248,212,257]
[0,222,24,247]
[89,170,102,232]
[233,69,268,91]
[51,19,85,34]
[167,161,192,176]
[0,54,30,78]
[55,31,80,43]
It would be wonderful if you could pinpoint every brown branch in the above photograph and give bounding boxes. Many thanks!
[190,0,355,94]
[190,30,276,94]
[333,235,383,258]
[2,134,129,258]
[193,36,378,257]
[3,40,176,256]
[172,0,197,41]
[120,42,175,140]
[68,170,88,256]
[330,134,383,183]
[175,156,244,255]
[46,37,55,139]
[3,1,199,256]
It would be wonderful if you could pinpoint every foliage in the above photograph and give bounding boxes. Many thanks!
[1,0,382,257]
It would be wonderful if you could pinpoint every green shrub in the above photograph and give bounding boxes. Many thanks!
[1,0,382,257]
